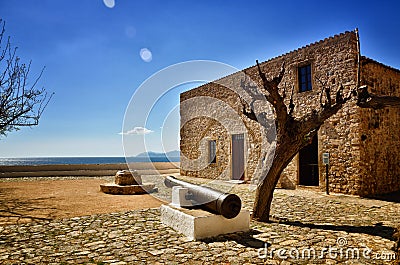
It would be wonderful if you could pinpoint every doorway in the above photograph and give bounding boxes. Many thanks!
[232,134,244,180]
[299,134,319,186]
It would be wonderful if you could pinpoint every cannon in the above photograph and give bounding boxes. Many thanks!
[164,176,242,219]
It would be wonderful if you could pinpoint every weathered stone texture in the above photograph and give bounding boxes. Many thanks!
[358,59,400,195]
[180,30,400,196]
[115,170,142,185]
[180,84,263,181]
[273,31,361,194]
[394,225,400,264]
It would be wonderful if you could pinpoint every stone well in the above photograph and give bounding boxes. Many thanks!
[100,170,156,195]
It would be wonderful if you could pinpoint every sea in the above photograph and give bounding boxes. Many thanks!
[0,156,180,166]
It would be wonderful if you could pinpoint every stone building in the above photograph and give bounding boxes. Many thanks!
[180,30,400,196]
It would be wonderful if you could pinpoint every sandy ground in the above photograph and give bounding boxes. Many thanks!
[0,177,164,225]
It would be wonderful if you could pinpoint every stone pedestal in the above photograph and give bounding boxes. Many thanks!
[160,204,250,240]
[100,170,155,195]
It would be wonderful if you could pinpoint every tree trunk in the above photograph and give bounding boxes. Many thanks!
[247,62,400,223]
[252,142,299,222]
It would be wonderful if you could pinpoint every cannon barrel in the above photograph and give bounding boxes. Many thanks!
[164,176,241,219]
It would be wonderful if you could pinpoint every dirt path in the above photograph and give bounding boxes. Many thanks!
[0,178,164,225]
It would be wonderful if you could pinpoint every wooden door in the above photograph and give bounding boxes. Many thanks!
[232,134,244,180]
[299,134,319,186]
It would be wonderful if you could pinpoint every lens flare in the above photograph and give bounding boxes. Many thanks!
[140,48,152,62]
[103,0,115,8]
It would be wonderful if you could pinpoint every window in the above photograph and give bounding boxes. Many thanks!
[209,140,216,164]
[298,64,312,92]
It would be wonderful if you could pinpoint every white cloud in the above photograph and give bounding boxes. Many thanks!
[119,127,154,135]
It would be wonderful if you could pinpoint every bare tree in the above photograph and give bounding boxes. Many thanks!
[241,59,400,222]
[241,60,355,222]
[0,19,53,137]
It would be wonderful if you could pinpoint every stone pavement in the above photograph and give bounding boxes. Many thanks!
[0,177,399,264]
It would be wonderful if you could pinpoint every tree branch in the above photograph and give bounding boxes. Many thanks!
[288,86,295,116]
[316,75,331,108]
[0,19,52,136]
[300,84,355,137]
[240,72,267,122]
[357,85,400,109]
[255,60,290,130]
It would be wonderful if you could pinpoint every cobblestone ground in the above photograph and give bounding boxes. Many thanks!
[1,177,399,264]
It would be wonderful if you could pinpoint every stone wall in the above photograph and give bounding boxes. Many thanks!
[394,225,400,265]
[273,31,361,194]
[358,58,400,195]
[181,31,361,189]
[180,83,263,181]
[180,31,400,196]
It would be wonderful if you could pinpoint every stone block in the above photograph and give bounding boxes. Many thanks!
[160,204,250,240]
[171,186,192,207]
[115,170,142,185]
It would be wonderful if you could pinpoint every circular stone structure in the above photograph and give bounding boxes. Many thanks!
[100,170,156,195]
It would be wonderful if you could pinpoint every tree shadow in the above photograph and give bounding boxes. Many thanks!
[273,219,396,241]
[199,220,396,250]
[0,187,56,225]
[201,229,267,248]
[366,190,400,203]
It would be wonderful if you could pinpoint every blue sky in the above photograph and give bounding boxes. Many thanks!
[0,0,399,157]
